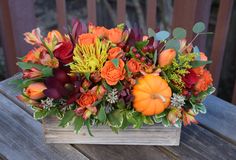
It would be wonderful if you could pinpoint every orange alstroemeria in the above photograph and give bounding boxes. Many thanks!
[23,68,42,79]
[25,82,47,100]
[24,28,42,45]
[39,52,59,68]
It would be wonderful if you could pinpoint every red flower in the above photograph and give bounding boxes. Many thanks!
[54,40,73,64]
[182,69,199,89]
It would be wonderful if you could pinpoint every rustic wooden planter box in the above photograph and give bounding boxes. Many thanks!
[43,116,181,146]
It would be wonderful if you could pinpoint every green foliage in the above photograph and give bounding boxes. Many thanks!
[107,109,124,128]
[148,28,156,37]
[34,109,47,120]
[74,116,84,134]
[173,27,187,39]
[59,110,75,127]
[85,119,94,136]
[162,53,196,92]
[111,58,119,68]
[153,50,158,66]
[165,39,180,51]
[191,60,212,68]
[97,105,107,123]
[135,40,149,49]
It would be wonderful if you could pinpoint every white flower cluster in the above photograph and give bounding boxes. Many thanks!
[41,97,54,109]
[170,93,186,107]
[106,88,119,104]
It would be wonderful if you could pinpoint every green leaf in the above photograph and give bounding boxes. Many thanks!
[153,116,162,123]
[102,81,112,92]
[107,109,124,128]
[154,111,167,119]
[153,50,158,66]
[41,38,54,58]
[191,60,212,68]
[111,58,119,68]
[120,113,129,129]
[143,116,154,125]
[155,31,170,41]
[148,28,156,37]
[85,119,94,136]
[59,110,75,127]
[41,67,53,77]
[174,119,182,128]
[117,99,126,109]
[135,40,149,49]
[165,39,180,51]
[115,81,123,91]
[85,73,90,81]
[17,62,45,70]
[74,116,84,134]
[34,109,47,120]
[196,103,207,114]
[173,27,187,39]
[97,105,106,122]
[162,117,171,127]
[192,22,206,33]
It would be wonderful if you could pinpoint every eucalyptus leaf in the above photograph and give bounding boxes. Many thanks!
[173,27,187,39]
[59,110,75,127]
[165,39,180,51]
[74,116,84,134]
[148,28,156,37]
[193,46,200,60]
[155,31,170,41]
[191,60,212,68]
[193,22,206,33]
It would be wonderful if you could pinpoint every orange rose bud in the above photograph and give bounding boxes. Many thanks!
[25,82,47,100]
[89,24,108,37]
[101,59,126,85]
[108,47,123,60]
[107,28,123,44]
[158,49,176,67]
[127,58,141,73]
[192,52,208,75]
[76,92,97,107]
[78,33,97,45]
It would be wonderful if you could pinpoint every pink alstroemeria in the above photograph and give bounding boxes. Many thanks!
[23,68,42,79]
[24,28,42,45]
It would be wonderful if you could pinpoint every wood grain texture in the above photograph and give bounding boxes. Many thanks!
[197,95,236,143]
[87,0,97,24]
[43,116,181,145]
[146,0,157,29]
[56,0,67,33]
[116,0,126,24]
[209,0,234,90]
[0,94,88,160]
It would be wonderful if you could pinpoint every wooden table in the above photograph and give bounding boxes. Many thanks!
[1,74,236,160]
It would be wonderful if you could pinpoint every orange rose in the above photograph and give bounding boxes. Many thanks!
[192,52,208,75]
[127,58,141,73]
[89,24,108,37]
[25,82,47,100]
[107,28,123,44]
[108,47,123,60]
[195,70,213,92]
[101,59,126,85]
[78,33,97,45]
[76,92,97,107]
[158,49,176,67]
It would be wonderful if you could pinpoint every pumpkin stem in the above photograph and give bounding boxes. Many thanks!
[151,94,166,103]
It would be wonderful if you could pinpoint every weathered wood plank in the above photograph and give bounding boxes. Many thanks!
[197,95,236,143]
[43,117,181,145]
[0,93,88,160]
[56,0,67,33]
[116,0,126,24]
[146,0,157,29]
[209,0,234,90]
[87,0,97,24]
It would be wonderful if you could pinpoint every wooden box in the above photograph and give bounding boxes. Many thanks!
[43,116,181,146]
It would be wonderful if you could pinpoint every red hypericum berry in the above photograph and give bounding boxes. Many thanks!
[182,90,188,96]
[141,56,146,62]
[148,46,155,52]
[142,46,148,53]
[132,48,137,53]
[125,46,130,52]
[193,91,199,96]
[135,54,141,58]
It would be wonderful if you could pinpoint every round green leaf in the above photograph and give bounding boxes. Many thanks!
[192,22,205,33]
[172,27,187,39]
[165,39,180,51]
[155,31,170,41]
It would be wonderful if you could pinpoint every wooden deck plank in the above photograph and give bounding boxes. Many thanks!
[1,75,236,160]
[0,93,88,160]
[197,95,236,143]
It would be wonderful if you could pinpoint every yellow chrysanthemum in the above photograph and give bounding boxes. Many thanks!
[70,38,110,73]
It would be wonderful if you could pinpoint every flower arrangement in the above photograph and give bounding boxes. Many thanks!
[16,20,215,135]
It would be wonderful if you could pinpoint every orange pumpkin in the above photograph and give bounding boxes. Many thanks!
[132,75,172,116]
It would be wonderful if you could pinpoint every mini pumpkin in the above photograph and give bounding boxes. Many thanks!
[132,75,172,116]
